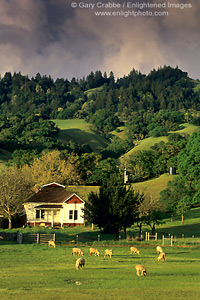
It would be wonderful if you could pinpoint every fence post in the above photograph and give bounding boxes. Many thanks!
[76,234,78,245]
[17,232,23,244]
[145,232,147,241]
[37,233,40,244]
[155,233,158,241]
[162,235,164,246]
[171,235,173,247]
[98,234,100,242]
[53,233,56,242]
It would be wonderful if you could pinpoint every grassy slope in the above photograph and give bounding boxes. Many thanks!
[132,173,176,201]
[66,173,175,202]
[53,119,109,153]
[121,123,199,161]
[66,185,99,201]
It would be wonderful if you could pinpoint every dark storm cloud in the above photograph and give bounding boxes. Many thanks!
[0,0,199,80]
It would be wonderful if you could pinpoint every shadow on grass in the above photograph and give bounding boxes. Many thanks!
[58,128,108,152]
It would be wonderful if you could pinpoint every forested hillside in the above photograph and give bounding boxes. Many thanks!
[0,65,200,185]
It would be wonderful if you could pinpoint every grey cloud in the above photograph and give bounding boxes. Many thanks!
[0,0,199,80]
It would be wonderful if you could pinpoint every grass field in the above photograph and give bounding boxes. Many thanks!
[1,207,200,299]
[0,226,200,300]
[53,119,109,153]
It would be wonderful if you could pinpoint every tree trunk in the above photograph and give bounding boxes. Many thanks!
[181,214,184,225]
[8,217,12,229]
[138,223,142,237]
[171,213,173,222]
[123,227,127,237]
[151,224,155,235]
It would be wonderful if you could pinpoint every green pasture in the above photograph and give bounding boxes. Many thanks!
[1,206,200,299]
[66,185,99,201]
[132,173,176,201]
[121,123,199,161]
[53,119,109,153]
[0,239,199,300]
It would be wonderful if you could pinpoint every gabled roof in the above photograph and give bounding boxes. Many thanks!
[27,184,74,204]
[64,193,85,204]
[42,182,65,188]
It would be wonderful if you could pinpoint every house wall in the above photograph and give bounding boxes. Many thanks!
[24,202,84,226]
[62,203,84,225]
[24,203,55,224]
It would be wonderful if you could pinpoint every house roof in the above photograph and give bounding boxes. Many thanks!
[27,185,75,204]
[35,204,63,209]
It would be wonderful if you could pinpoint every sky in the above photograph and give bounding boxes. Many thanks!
[0,0,199,81]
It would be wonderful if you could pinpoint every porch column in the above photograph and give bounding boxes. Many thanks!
[51,210,54,227]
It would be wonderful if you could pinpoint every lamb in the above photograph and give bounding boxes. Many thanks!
[104,249,113,258]
[158,252,166,262]
[90,247,100,256]
[48,240,56,248]
[130,246,140,255]
[75,257,85,270]
[135,264,147,276]
[72,248,84,256]
[156,246,163,254]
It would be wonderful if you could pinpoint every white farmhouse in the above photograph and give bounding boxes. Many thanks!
[23,182,85,227]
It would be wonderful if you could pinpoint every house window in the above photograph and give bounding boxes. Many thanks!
[74,210,78,220]
[36,210,45,219]
[36,210,40,219]
[69,210,73,220]
[69,210,78,220]
[41,210,45,219]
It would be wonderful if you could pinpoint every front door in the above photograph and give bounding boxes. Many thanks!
[53,210,60,223]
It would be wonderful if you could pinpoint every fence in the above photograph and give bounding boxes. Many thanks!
[162,235,174,247]
[18,232,55,244]
[145,232,158,241]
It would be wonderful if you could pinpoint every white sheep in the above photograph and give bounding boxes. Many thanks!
[48,240,56,248]
[130,246,140,255]
[104,249,113,258]
[156,246,163,254]
[90,247,100,256]
[72,248,84,256]
[158,252,166,262]
[135,265,147,276]
[75,257,85,270]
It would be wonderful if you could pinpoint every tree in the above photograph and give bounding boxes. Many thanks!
[84,173,142,237]
[160,130,200,224]
[136,196,164,235]
[0,167,33,229]
[22,150,81,189]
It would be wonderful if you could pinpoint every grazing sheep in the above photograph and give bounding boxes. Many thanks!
[158,252,166,262]
[104,249,113,258]
[130,246,140,255]
[135,265,147,276]
[48,240,56,248]
[75,257,85,270]
[90,247,100,256]
[156,246,163,254]
[72,248,84,256]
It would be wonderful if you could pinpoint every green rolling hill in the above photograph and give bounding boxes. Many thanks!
[121,123,199,162]
[53,119,109,153]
